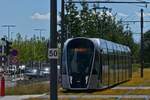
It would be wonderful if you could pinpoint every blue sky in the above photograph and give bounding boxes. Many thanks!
[99,0,150,43]
[0,0,50,39]
[0,0,150,42]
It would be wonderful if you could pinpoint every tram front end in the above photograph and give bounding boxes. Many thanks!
[62,38,95,90]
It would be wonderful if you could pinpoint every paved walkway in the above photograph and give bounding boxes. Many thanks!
[0,94,46,100]
[112,86,150,90]
[59,95,150,99]
[1,94,150,100]
[2,94,150,100]
[40,94,150,99]
[1,86,150,100]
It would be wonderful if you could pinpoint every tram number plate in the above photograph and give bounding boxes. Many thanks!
[48,48,58,59]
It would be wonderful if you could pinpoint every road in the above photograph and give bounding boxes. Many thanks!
[0,94,46,100]
[0,94,150,100]
[112,86,150,90]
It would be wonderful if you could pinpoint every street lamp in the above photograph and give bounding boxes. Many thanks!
[1,25,16,41]
[34,29,46,40]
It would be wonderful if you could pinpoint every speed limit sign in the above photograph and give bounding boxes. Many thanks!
[48,48,58,59]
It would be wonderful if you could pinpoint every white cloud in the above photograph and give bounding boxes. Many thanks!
[98,11,113,17]
[106,11,113,16]
[118,13,128,17]
[57,15,61,22]
[31,12,61,22]
[31,12,50,20]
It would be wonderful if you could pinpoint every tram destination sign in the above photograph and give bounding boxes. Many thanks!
[48,48,58,59]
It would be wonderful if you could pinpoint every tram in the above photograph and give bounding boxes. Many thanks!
[61,37,132,90]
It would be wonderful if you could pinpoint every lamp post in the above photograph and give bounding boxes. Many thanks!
[33,29,46,69]
[1,25,16,41]
[34,29,46,40]
[1,25,16,75]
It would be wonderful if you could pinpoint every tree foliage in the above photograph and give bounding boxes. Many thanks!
[12,33,48,64]
[59,1,139,60]
[144,30,150,63]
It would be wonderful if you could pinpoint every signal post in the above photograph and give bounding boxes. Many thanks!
[0,38,6,96]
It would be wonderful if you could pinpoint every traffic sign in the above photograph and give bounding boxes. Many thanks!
[10,56,18,64]
[48,48,58,59]
[0,56,7,62]
[11,49,18,56]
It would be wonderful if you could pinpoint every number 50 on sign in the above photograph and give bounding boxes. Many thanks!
[48,48,58,59]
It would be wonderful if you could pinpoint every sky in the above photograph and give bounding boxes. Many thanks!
[98,0,150,43]
[0,0,150,42]
[0,0,50,40]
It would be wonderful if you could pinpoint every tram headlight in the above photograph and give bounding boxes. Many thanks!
[85,76,88,84]
[70,76,72,84]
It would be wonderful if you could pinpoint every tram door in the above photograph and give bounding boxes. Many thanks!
[101,49,109,87]
[93,51,102,88]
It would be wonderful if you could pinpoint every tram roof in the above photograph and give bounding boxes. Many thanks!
[89,38,130,52]
[65,37,131,52]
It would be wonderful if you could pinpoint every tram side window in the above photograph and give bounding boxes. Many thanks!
[102,53,108,68]
[122,54,125,80]
[102,49,109,85]
[125,55,128,79]
[108,51,114,84]
[117,54,119,80]
[114,51,118,83]
[118,52,122,81]
[128,53,132,78]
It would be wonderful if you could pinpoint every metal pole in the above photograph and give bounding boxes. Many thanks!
[60,0,65,83]
[50,0,57,100]
[34,29,45,40]
[66,1,150,4]
[1,25,15,76]
[1,25,16,41]
[8,27,10,41]
[1,39,5,70]
[11,32,13,41]
[40,30,41,40]
[140,9,144,78]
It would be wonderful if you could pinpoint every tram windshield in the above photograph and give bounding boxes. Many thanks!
[67,39,94,75]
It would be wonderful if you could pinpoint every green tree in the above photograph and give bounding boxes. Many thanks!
[61,0,138,61]
[144,30,150,63]
[64,0,81,38]
[12,33,48,64]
